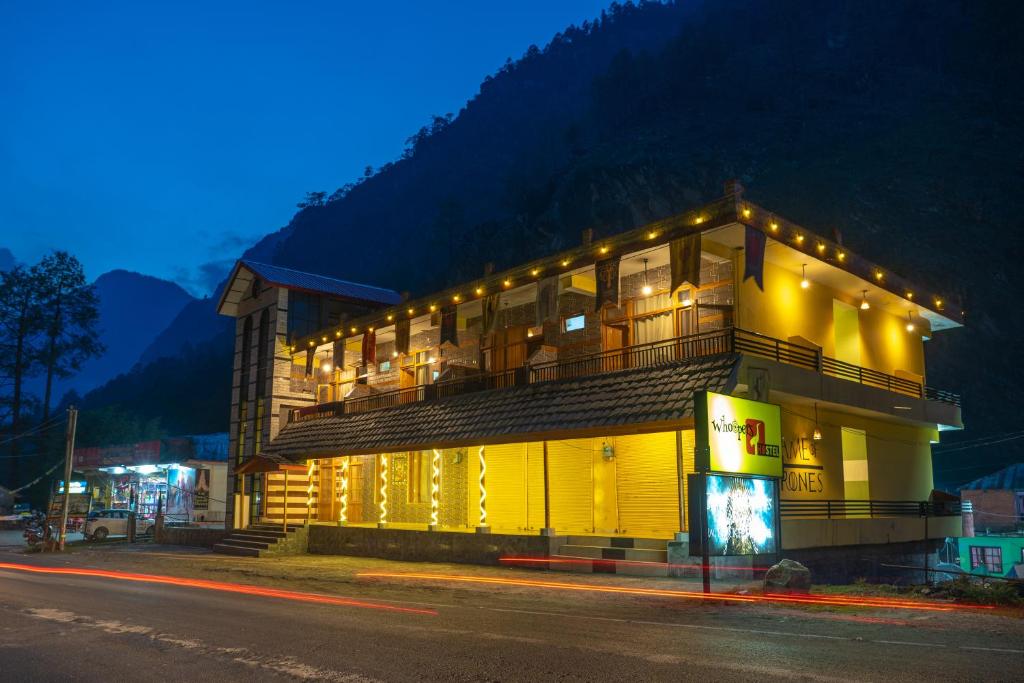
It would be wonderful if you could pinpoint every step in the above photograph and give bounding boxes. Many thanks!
[546,555,669,578]
[557,544,668,563]
[212,543,261,557]
[249,524,303,533]
[563,536,668,551]
[219,537,274,550]
[231,529,289,541]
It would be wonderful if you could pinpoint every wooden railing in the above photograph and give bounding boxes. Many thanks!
[289,327,961,422]
[780,499,962,519]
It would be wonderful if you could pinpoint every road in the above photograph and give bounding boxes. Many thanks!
[0,546,1021,681]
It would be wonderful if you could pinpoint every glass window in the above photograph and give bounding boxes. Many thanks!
[970,546,1003,573]
[564,313,586,332]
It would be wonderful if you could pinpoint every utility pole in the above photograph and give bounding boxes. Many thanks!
[58,406,78,552]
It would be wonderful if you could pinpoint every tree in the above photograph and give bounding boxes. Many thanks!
[0,265,45,476]
[34,252,103,422]
[296,191,327,209]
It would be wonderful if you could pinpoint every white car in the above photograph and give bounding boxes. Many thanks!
[84,509,154,541]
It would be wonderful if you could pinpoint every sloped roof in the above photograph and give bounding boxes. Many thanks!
[960,463,1024,492]
[217,260,401,316]
[262,354,739,461]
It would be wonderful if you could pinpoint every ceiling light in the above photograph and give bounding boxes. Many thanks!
[906,311,915,332]
[641,258,653,296]
[860,290,870,310]
[800,264,809,289]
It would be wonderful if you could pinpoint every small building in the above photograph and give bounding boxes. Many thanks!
[217,183,965,573]
[73,433,229,526]
[957,463,1024,578]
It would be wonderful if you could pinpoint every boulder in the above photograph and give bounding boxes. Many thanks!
[764,558,812,594]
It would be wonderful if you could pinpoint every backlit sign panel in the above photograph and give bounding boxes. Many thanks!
[705,474,777,555]
[694,391,782,478]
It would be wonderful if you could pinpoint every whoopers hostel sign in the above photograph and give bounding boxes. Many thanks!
[695,390,782,478]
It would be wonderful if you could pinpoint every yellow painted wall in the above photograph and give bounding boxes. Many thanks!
[737,258,925,378]
[779,401,936,503]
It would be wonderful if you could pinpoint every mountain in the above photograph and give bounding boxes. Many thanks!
[0,247,15,271]
[49,270,193,400]
[80,0,1023,485]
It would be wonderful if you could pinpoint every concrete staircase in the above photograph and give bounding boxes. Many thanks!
[212,524,307,558]
[547,536,670,576]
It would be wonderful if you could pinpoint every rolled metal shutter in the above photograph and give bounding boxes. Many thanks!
[482,443,528,531]
[548,439,594,533]
[613,431,679,538]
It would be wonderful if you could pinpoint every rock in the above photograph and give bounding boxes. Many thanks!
[763,558,812,594]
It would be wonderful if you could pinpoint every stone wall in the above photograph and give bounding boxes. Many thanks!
[308,525,559,565]
[155,526,228,549]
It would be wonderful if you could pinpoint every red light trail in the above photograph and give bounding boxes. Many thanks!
[499,556,772,572]
[357,571,992,613]
[0,562,436,616]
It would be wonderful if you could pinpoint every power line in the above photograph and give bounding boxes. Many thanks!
[932,431,1024,454]
[0,414,66,448]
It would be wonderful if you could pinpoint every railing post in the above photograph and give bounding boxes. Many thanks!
[816,349,823,374]
[826,500,831,519]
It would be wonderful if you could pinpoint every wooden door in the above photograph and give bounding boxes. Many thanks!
[491,327,528,371]
[601,324,627,371]
[348,463,364,523]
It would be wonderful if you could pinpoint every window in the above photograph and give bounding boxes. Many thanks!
[378,360,391,372]
[564,313,586,332]
[631,293,673,344]
[970,546,1003,573]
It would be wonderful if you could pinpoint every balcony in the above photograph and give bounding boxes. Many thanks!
[289,327,960,423]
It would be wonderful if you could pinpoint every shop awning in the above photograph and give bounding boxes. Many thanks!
[262,354,739,462]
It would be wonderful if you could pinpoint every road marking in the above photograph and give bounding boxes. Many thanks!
[960,645,1024,654]
[478,606,1020,654]
[24,607,382,682]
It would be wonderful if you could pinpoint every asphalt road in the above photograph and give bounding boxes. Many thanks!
[0,549,1021,682]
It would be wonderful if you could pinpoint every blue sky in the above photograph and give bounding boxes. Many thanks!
[0,1,609,295]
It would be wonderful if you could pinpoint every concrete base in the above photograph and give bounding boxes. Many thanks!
[539,528,556,537]
[377,522,387,529]
[475,526,491,534]
[308,525,561,565]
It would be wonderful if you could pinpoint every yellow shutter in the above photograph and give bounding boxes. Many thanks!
[482,443,529,532]
[613,431,679,538]
[548,439,594,533]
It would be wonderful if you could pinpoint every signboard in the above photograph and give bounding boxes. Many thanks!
[694,391,782,478]
[57,480,88,495]
[194,468,210,510]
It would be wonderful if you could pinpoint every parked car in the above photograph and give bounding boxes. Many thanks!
[83,509,154,541]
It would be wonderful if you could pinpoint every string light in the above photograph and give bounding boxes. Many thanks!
[837,251,846,262]
[350,326,357,333]
[647,230,657,239]
[599,246,609,254]
[874,271,884,282]
[742,207,751,218]
[816,243,826,254]
[478,446,487,528]
[641,258,653,296]
[335,330,342,337]
[386,314,394,321]
[531,268,540,276]
[503,278,512,288]
[795,234,805,245]
[429,304,437,312]
[339,458,349,524]
[560,259,569,267]
[452,294,460,303]
[378,455,388,527]
[475,286,483,295]
[694,216,704,225]
[769,221,779,232]
[430,449,441,528]
[408,307,415,316]
[800,264,809,289]
[860,290,870,311]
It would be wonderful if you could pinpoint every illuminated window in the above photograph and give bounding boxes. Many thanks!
[378,360,391,372]
[564,313,586,332]
[969,546,1002,574]
[407,451,431,504]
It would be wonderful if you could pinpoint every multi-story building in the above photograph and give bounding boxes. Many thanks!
[215,183,964,572]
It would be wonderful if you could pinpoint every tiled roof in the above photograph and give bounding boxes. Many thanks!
[242,260,402,305]
[263,354,739,461]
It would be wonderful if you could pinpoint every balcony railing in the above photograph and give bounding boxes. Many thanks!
[290,327,960,422]
[780,499,962,519]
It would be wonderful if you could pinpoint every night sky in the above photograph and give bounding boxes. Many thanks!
[0,1,608,295]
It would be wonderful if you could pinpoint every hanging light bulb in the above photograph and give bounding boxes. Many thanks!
[641,258,653,296]
[860,290,870,310]
[813,403,823,441]
[906,311,916,332]
[800,264,810,289]
[321,363,332,373]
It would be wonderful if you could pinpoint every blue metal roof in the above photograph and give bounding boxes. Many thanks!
[241,260,402,305]
[960,463,1024,492]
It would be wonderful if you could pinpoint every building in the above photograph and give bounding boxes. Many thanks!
[215,183,964,571]
[957,463,1024,579]
[72,433,229,526]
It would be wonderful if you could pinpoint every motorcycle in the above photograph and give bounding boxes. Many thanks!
[23,522,55,548]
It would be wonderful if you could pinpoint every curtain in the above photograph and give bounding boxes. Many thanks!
[633,293,673,344]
